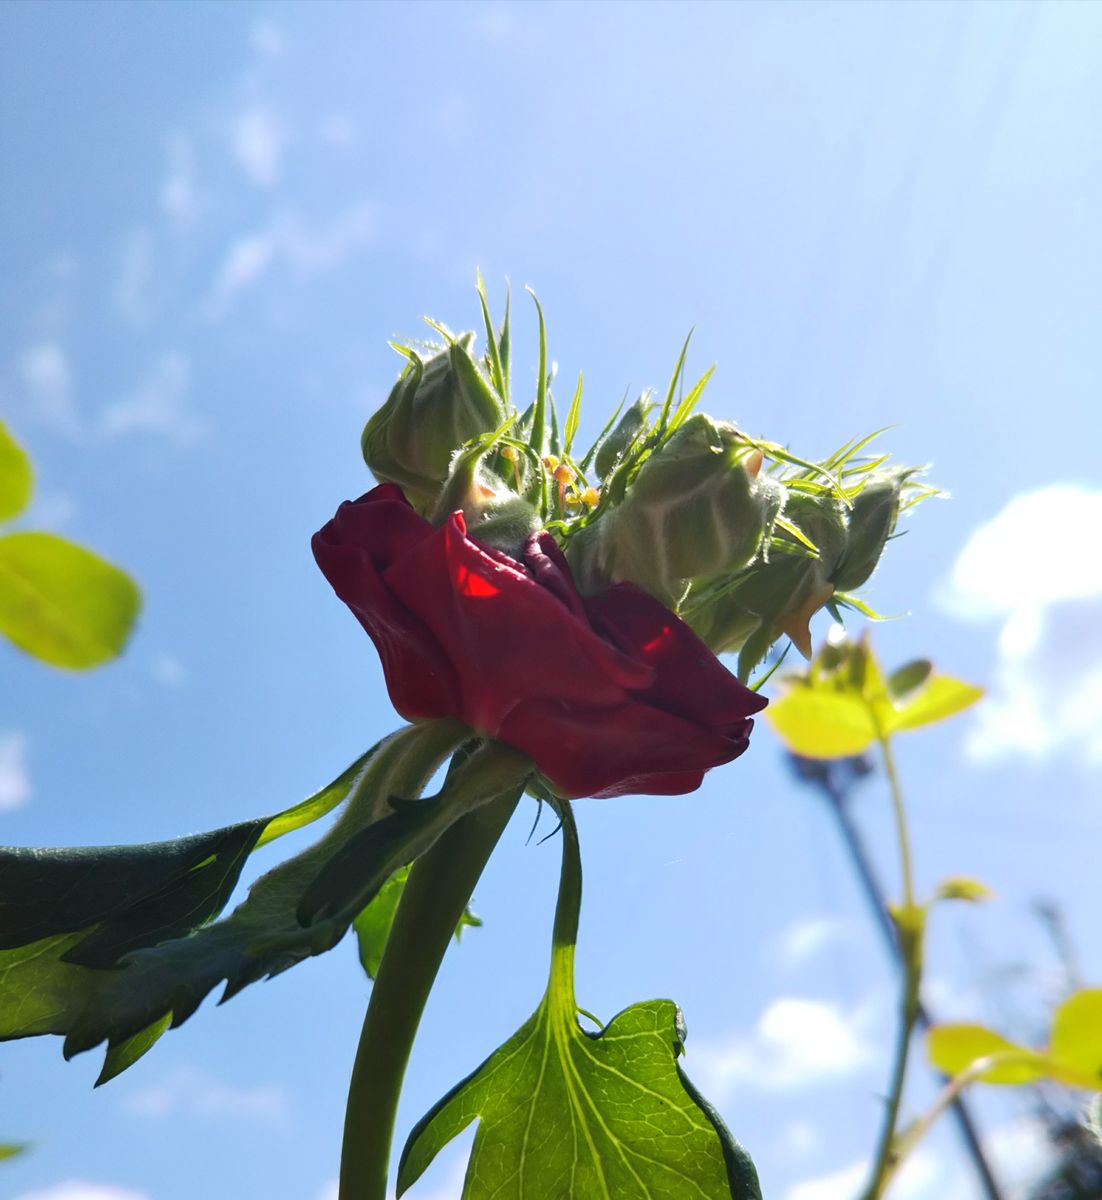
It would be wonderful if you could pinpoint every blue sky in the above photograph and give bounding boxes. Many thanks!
[2,2,1101,1199]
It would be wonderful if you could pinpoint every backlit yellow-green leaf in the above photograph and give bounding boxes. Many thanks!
[765,686,877,758]
[927,1024,1050,1084]
[883,676,984,735]
[934,877,994,904]
[0,532,141,669]
[0,421,33,523]
[1050,990,1102,1086]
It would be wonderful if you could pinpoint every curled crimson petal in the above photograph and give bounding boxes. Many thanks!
[313,485,765,799]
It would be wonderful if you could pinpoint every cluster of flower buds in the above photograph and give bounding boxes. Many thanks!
[359,289,932,679]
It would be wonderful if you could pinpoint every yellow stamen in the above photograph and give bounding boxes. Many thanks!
[500,445,519,462]
[580,486,601,508]
[541,454,560,471]
[552,463,576,486]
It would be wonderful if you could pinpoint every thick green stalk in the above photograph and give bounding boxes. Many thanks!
[337,743,529,1200]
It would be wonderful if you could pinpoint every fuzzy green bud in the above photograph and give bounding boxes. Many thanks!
[831,470,906,593]
[362,335,506,512]
[594,396,652,479]
[568,414,784,606]
[685,490,849,673]
[430,433,540,558]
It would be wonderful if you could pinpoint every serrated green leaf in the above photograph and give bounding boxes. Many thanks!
[765,686,878,758]
[0,421,33,523]
[0,532,141,669]
[882,676,983,735]
[399,803,760,1200]
[0,720,472,1075]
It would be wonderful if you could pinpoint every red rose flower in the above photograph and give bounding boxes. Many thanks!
[313,485,767,798]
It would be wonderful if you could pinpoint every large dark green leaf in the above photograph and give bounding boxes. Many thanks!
[0,721,476,1080]
[398,802,760,1200]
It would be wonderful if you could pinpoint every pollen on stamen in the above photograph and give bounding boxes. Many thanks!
[552,463,575,486]
[500,445,519,462]
[541,454,560,471]
[580,486,601,508]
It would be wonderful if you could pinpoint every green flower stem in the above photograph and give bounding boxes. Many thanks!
[547,799,582,1020]
[880,1053,1027,1193]
[861,731,924,1200]
[337,743,530,1200]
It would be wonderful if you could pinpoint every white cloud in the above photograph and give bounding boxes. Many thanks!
[689,996,875,1099]
[161,133,201,227]
[784,1159,866,1200]
[0,732,31,812]
[114,228,154,325]
[18,341,76,431]
[939,485,1102,767]
[984,1115,1053,1197]
[101,353,203,446]
[249,21,285,59]
[206,204,375,314]
[784,1147,944,1200]
[772,916,851,969]
[318,114,356,148]
[150,653,186,688]
[231,106,285,187]
[123,1064,290,1123]
[13,1184,150,1200]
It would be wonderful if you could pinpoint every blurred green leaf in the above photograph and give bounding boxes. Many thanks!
[0,1141,28,1162]
[1051,990,1102,1081]
[0,532,140,669]
[765,686,877,757]
[0,421,33,523]
[928,988,1102,1091]
[927,1025,1050,1084]
[766,636,983,758]
[934,877,994,904]
[883,676,984,735]
[886,659,932,702]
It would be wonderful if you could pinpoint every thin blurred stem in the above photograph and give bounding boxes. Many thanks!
[882,1053,1027,1192]
[337,749,527,1200]
[861,732,923,1200]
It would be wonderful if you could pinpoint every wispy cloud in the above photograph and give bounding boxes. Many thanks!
[0,732,31,812]
[123,1064,290,1123]
[114,228,155,325]
[13,1184,150,1200]
[231,106,285,187]
[689,996,876,1099]
[771,916,852,970]
[17,341,77,432]
[161,133,202,227]
[784,1146,943,1200]
[150,653,186,688]
[938,484,1102,766]
[101,353,204,446]
[206,204,375,314]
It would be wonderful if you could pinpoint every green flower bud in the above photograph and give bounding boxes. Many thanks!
[594,396,652,479]
[685,490,849,672]
[831,469,906,593]
[568,414,784,606]
[362,335,506,512]
[429,430,541,558]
